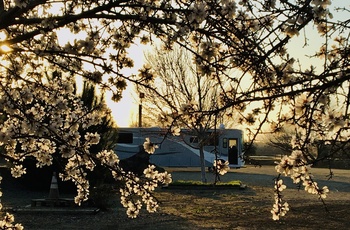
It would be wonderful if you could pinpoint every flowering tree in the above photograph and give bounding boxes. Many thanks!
[16,74,118,190]
[136,0,349,220]
[139,45,233,182]
[0,0,348,227]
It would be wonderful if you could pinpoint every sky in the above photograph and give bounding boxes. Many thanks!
[57,28,148,127]
[106,42,151,127]
[108,1,349,127]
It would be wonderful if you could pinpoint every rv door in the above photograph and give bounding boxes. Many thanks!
[228,138,238,165]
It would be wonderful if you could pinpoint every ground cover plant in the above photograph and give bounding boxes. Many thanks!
[170,180,241,187]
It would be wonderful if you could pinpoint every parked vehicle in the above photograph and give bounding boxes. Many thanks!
[115,127,244,168]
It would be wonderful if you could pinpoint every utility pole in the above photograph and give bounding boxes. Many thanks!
[138,92,144,127]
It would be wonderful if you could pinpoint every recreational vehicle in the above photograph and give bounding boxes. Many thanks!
[115,127,244,168]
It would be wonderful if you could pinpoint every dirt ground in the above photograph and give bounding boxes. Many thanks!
[2,166,350,230]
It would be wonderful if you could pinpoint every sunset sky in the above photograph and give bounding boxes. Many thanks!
[108,1,349,127]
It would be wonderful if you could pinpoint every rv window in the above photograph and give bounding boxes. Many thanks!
[206,134,219,146]
[223,138,227,148]
[189,134,219,146]
[200,132,219,146]
[190,136,199,143]
[117,132,133,143]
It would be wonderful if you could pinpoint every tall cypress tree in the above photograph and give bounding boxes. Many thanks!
[79,81,119,186]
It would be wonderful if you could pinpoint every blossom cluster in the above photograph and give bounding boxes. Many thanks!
[143,138,159,154]
[0,71,171,226]
[118,164,172,218]
[292,93,346,139]
[105,139,171,218]
[0,72,106,206]
[213,159,230,175]
[273,150,329,220]
[271,179,289,221]
[178,101,206,126]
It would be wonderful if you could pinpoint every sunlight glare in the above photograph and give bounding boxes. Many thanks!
[0,44,12,53]
[0,30,7,41]
[0,30,11,53]
[107,88,138,127]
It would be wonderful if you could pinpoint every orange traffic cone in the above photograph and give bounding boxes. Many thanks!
[49,172,59,200]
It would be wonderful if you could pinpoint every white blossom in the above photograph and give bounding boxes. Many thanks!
[171,126,181,136]
[188,2,208,25]
[157,171,172,185]
[213,160,230,175]
[295,94,312,114]
[143,138,158,154]
[143,165,158,179]
[10,165,26,178]
[85,132,101,145]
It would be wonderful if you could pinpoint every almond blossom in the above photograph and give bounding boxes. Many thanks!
[0,0,347,227]
[272,149,330,220]
[143,138,158,154]
[213,159,230,175]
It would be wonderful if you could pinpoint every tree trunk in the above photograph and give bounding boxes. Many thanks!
[199,145,207,183]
